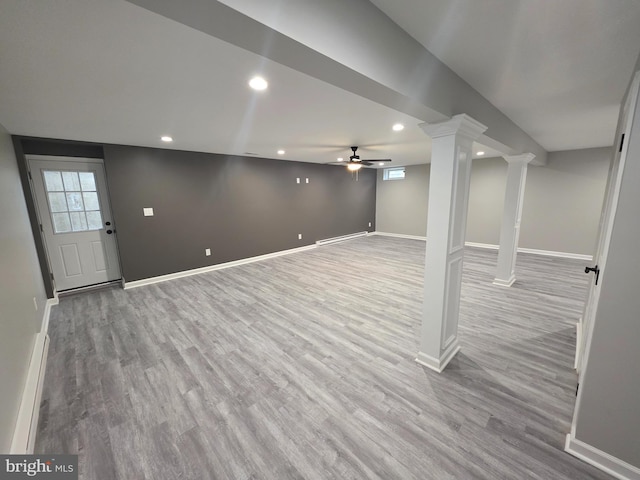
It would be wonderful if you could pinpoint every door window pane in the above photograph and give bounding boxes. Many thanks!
[44,169,104,233]
[43,171,64,191]
[66,192,84,211]
[70,212,88,231]
[62,171,81,191]
[82,192,99,210]
[79,172,96,191]
[52,212,72,233]
[86,211,103,230]
[48,192,68,213]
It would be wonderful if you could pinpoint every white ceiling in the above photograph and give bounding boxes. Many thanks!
[0,0,638,166]
[370,0,640,151]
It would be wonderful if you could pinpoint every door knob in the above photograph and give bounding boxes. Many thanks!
[105,221,111,226]
[106,229,113,235]
[585,265,600,285]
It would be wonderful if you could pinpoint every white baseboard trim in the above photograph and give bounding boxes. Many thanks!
[372,231,427,241]
[464,242,593,260]
[574,320,582,370]
[316,231,368,246]
[10,334,48,454]
[41,297,58,335]
[462,241,593,261]
[124,244,317,290]
[493,275,516,287]
[565,434,640,480]
[517,247,593,261]
[10,298,55,454]
[374,235,593,261]
[415,339,461,373]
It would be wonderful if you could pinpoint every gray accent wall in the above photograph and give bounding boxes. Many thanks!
[103,145,376,282]
[573,69,640,469]
[0,124,47,451]
[376,148,610,255]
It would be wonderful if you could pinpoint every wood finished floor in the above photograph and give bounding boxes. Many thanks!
[36,236,612,479]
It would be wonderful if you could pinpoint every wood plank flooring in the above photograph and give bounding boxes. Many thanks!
[35,236,612,479]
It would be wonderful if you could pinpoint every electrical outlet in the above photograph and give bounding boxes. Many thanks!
[205,248,211,256]
[33,297,38,311]
[298,233,302,240]
[143,207,154,216]
[368,222,372,227]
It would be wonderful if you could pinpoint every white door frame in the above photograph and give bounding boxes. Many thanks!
[26,154,122,293]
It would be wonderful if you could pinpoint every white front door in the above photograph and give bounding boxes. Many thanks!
[28,156,121,291]
[575,72,640,374]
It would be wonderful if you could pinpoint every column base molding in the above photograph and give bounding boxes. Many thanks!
[493,275,516,287]
[415,339,461,373]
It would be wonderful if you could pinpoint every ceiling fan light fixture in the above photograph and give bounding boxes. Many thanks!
[347,163,362,171]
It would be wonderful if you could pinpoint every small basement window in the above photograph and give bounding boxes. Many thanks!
[383,167,405,181]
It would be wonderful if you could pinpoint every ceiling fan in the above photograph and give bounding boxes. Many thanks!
[328,146,392,171]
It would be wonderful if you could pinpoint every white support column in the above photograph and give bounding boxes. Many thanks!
[493,153,535,287]
[416,114,487,373]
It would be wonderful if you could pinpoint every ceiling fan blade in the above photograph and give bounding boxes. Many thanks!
[361,161,374,166]
[361,159,392,162]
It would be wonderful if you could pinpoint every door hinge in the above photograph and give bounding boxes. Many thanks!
[28,171,32,180]
[576,383,579,396]
[40,224,43,232]
[619,133,625,153]
[50,273,54,281]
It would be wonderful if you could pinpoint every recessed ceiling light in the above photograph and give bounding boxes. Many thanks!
[249,76,268,91]
[477,151,485,156]
[337,157,344,162]
[392,123,405,131]
[277,150,285,155]
[161,136,173,142]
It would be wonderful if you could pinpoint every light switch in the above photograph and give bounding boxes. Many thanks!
[143,207,154,216]
[298,233,302,240]
[305,178,309,183]
[205,248,211,256]
[296,177,301,184]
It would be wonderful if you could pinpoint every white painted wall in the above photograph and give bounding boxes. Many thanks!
[376,147,610,255]
[520,148,611,254]
[376,164,429,237]
[0,124,47,451]
[466,157,507,245]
